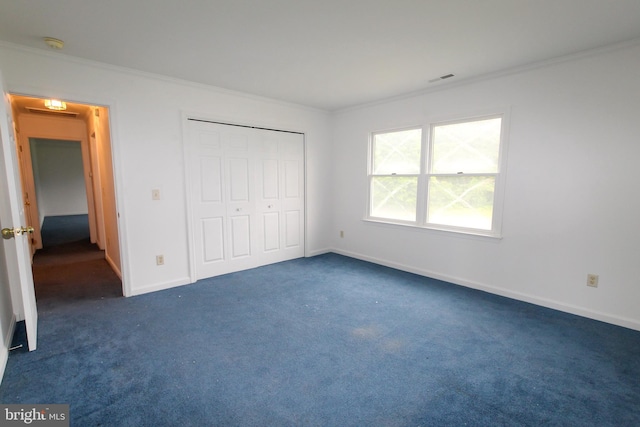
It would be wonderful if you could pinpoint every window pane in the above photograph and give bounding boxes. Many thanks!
[427,176,495,230]
[431,117,501,174]
[371,176,418,221]
[373,129,421,174]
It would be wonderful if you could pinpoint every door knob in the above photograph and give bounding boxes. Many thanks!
[2,226,34,240]
[1,228,14,239]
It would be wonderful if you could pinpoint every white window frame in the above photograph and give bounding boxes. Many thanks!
[366,112,509,238]
[368,126,424,225]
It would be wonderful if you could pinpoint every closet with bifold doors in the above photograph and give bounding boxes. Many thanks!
[186,119,305,280]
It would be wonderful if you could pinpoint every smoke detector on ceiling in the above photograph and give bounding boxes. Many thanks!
[43,37,64,50]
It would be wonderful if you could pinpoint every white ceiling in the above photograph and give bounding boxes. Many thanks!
[1,1,640,111]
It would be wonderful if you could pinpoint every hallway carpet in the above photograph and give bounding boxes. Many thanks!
[1,254,639,426]
[34,214,121,307]
[40,214,91,248]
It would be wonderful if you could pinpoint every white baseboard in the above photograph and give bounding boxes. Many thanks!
[306,247,332,257]
[128,277,192,297]
[0,314,16,386]
[332,249,640,332]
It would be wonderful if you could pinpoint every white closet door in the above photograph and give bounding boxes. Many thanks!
[187,120,304,280]
[190,122,227,279]
[255,130,305,267]
[223,129,257,274]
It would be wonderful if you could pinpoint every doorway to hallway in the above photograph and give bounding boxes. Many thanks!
[9,95,123,308]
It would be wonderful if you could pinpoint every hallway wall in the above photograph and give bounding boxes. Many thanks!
[87,106,121,277]
[30,139,87,222]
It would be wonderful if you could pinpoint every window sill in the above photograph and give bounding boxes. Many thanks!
[363,217,503,241]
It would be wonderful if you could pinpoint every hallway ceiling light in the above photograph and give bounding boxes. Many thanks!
[43,37,64,50]
[44,99,67,111]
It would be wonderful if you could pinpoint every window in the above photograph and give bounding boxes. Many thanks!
[370,128,421,222]
[367,114,506,236]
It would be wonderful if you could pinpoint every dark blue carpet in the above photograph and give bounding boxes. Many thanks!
[40,214,90,247]
[1,254,639,426]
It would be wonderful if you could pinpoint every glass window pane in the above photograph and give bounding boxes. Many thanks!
[373,129,421,174]
[371,176,418,221]
[431,117,501,174]
[427,176,495,230]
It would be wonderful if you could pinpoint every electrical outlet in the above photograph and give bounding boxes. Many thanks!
[152,189,161,200]
[156,255,164,266]
[340,230,344,238]
[587,274,598,288]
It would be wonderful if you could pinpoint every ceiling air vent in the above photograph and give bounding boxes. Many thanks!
[428,73,455,83]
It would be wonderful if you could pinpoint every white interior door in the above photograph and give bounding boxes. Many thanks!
[187,119,304,280]
[0,73,38,351]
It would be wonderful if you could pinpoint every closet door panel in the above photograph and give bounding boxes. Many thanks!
[230,215,251,258]
[262,212,280,252]
[202,217,224,262]
[279,134,305,260]
[190,123,227,278]
[262,159,279,200]
[228,157,250,202]
[222,128,257,273]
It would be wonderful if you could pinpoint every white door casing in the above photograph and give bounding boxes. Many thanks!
[0,74,38,351]
[186,119,304,280]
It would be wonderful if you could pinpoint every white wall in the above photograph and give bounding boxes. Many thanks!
[331,42,640,330]
[30,139,88,219]
[0,43,333,297]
